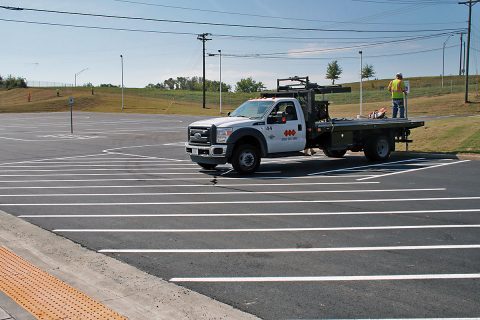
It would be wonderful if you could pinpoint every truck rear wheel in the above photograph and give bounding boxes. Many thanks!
[364,135,391,161]
[231,144,261,175]
[323,148,347,158]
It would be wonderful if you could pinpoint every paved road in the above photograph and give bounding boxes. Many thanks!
[0,112,478,320]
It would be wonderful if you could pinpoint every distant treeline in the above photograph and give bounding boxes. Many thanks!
[0,75,27,89]
[146,76,231,92]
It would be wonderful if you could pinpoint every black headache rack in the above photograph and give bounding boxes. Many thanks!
[260,76,351,125]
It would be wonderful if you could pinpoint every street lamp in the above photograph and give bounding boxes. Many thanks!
[74,68,88,87]
[120,55,124,112]
[359,50,363,117]
[218,50,222,114]
[442,34,453,88]
[208,50,223,114]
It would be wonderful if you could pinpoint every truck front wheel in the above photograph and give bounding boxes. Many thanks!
[364,135,391,161]
[231,144,261,175]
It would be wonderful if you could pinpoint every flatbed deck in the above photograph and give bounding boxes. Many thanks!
[315,118,424,132]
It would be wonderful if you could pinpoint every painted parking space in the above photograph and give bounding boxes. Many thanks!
[0,112,478,319]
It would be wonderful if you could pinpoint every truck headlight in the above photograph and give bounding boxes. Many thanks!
[216,128,233,144]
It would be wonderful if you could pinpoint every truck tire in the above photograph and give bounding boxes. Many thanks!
[364,135,391,161]
[231,144,261,175]
[198,163,217,170]
[323,148,347,158]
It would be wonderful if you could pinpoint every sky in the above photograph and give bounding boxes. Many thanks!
[0,0,479,89]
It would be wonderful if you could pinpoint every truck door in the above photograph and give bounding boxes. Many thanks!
[266,101,306,153]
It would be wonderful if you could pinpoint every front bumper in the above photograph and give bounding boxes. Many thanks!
[185,143,229,164]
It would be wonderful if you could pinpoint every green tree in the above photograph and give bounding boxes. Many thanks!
[235,77,265,93]
[163,78,176,90]
[325,60,342,85]
[361,64,376,80]
[2,75,27,89]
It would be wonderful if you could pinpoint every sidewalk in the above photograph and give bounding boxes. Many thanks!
[0,292,35,320]
[0,306,15,320]
[0,210,259,320]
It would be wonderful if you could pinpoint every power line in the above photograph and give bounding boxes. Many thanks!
[109,0,464,25]
[0,18,199,36]
[351,0,457,4]
[0,5,466,33]
[0,17,464,45]
[228,32,463,57]
[215,45,459,61]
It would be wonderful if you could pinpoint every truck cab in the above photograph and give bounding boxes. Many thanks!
[186,97,308,174]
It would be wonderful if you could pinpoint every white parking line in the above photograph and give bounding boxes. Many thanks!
[99,244,480,253]
[0,153,108,166]
[308,158,426,176]
[19,208,480,218]
[2,181,380,190]
[54,224,480,233]
[0,176,374,183]
[0,167,203,172]
[0,172,226,177]
[0,188,445,197]
[4,196,477,206]
[105,151,189,162]
[0,164,199,168]
[169,273,480,283]
[12,160,189,164]
[357,160,470,181]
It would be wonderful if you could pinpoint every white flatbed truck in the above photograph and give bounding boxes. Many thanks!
[185,76,424,174]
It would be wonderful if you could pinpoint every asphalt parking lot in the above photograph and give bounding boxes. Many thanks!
[0,112,479,320]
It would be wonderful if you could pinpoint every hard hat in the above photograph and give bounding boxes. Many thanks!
[396,73,403,78]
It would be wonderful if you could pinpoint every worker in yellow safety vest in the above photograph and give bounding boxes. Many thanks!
[387,73,407,118]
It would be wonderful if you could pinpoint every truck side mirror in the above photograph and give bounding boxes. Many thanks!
[267,113,286,124]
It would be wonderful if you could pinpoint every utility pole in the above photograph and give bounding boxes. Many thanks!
[459,0,478,103]
[197,33,211,109]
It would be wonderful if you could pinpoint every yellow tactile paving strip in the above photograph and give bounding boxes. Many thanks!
[0,247,127,320]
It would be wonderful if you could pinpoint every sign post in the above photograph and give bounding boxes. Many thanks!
[68,97,74,134]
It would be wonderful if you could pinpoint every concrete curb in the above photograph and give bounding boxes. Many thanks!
[392,151,480,160]
[0,211,259,320]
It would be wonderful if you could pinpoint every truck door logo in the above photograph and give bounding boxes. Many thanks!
[284,130,296,137]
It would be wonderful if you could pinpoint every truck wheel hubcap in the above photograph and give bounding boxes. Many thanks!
[377,139,389,157]
[239,151,255,168]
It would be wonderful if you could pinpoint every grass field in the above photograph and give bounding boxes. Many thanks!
[0,75,479,153]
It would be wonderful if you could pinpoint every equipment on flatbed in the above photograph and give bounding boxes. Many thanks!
[261,76,351,124]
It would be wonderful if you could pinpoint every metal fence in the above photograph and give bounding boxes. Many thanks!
[26,80,74,88]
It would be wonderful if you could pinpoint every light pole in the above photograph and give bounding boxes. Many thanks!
[208,50,223,114]
[120,55,124,112]
[359,50,363,117]
[218,50,222,114]
[442,34,453,88]
[74,68,88,87]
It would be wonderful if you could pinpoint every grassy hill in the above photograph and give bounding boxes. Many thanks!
[0,75,479,153]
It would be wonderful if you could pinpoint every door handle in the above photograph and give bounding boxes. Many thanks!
[298,124,302,131]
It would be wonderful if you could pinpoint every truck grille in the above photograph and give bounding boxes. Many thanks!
[189,126,212,146]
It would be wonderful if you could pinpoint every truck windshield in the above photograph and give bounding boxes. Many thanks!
[229,100,273,119]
